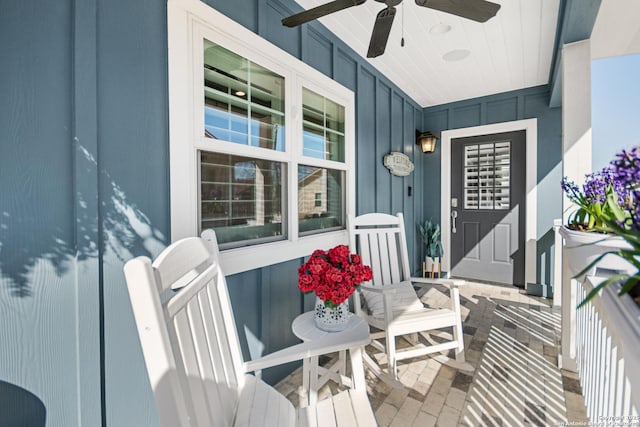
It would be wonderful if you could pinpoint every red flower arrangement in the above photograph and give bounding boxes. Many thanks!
[298,245,373,307]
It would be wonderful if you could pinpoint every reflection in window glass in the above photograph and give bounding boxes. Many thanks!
[302,88,345,161]
[203,40,285,151]
[200,151,286,247]
[298,165,344,234]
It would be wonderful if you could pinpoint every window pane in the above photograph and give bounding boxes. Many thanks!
[464,188,479,209]
[464,145,478,166]
[325,98,345,133]
[302,124,325,158]
[478,144,494,165]
[203,40,285,151]
[495,142,510,164]
[200,151,286,247]
[464,145,478,209]
[463,141,510,210]
[302,88,345,162]
[298,166,344,234]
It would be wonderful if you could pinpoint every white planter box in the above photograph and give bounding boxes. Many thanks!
[559,226,634,279]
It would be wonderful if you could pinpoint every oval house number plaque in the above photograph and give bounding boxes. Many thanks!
[383,152,414,176]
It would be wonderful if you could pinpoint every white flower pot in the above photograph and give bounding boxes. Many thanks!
[423,256,441,278]
[425,256,434,272]
[314,297,352,332]
[559,226,635,279]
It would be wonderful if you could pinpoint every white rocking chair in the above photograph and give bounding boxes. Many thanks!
[124,230,376,427]
[348,213,470,383]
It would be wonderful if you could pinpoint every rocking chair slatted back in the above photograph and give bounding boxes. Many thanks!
[349,213,412,287]
[125,236,245,427]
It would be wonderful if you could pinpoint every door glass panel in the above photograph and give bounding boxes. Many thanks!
[478,144,494,165]
[464,145,478,166]
[464,141,511,210]
[480,188,494,209]
[464,145,479,208]
[495,142,510,163]
[203,40,285,151]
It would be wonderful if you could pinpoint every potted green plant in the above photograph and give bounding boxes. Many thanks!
[561,146,639,307]
[418,219,444,278]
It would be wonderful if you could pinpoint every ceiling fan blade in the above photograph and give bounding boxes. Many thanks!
[415,0,500,23]
[367,6,396,58]
[282,0,366,27]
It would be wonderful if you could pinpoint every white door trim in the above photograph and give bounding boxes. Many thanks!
[440,118,537,289]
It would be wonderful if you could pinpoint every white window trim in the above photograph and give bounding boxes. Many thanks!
[168,0,356,275]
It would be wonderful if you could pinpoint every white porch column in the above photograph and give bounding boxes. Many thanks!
[552,219,563,308]
[562,39,593,211]
[559,39,592,372]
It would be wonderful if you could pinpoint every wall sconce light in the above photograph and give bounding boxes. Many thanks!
[416,131,437,153]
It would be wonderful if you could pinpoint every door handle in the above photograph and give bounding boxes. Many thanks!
[451,210,458,234]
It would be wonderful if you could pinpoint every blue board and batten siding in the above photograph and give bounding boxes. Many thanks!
[0,0,424,426]
[1,1,102,426]
[422,85,563,289]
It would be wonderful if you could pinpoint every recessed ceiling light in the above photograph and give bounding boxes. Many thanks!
[442,49,470,62]
[429,23,452,34]
[235,90,246,97]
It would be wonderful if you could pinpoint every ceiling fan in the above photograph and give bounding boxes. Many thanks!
[282,0,501,58]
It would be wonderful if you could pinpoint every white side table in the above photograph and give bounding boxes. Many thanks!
[291,311,370,407]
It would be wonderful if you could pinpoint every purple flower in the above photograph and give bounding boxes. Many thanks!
[611,146,640,190]
[561,177,589,206]
[561,146,639,231]
[583,171,607,203]
[581,167,627,205]
[560,177,576,193]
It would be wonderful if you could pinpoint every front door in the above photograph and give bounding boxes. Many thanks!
[450,131,526,286]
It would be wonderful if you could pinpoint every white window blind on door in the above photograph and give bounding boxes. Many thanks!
[464,141,511,210]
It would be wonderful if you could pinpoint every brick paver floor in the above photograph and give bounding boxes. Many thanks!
[275,281,589,426]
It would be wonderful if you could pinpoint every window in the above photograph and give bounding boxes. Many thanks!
[203,40,285,150]
[298,166,343,234]
[302,88,345,162]
[463,142,511,210]
[200,152,285,247]
[168,2,355,274]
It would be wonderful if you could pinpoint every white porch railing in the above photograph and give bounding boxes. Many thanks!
[555,222,640,422]
[576,277,640,421]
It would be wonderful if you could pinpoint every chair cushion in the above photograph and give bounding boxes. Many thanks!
[361,281,424,318]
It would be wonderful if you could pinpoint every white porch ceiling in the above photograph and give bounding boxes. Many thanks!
[292,0,561,107]
[591,0,640,60]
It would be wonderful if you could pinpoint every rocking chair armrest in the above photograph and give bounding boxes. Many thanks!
[410,277,466,289]
[243,323,370,373]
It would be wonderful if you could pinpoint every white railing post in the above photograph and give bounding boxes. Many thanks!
[553,219,563,308]
[558,223,578,372]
